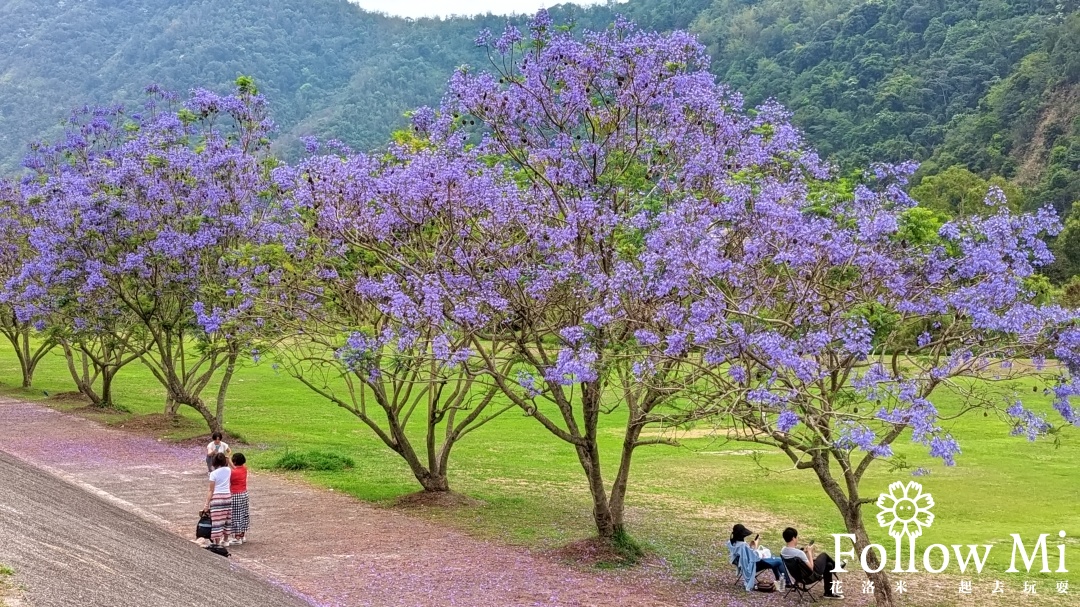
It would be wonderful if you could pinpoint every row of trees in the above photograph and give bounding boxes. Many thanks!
[2,18,1078,607]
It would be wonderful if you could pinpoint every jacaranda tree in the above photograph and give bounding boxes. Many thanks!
[633,162,1080,605]
[311,14,842,543]
[270,140,511,493]
[17,79,299,433]
[4,178,147,408]
[0,181,56,388]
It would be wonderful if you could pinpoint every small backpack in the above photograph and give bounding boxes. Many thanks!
[196,511,212,540]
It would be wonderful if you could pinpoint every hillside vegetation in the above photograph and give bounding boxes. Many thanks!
[0,0,1077,277]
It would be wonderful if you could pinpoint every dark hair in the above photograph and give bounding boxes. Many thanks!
[730,523,752,545]
[783,527,798,543]
[212,453,229,469]
[211,432,223,441]
[231,452,246,466]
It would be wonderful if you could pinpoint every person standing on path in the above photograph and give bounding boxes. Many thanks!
[229,452,249,545]
[206,432,230,472]
[205,452,233,547]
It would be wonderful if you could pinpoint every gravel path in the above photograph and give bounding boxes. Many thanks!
[0,397,711,607]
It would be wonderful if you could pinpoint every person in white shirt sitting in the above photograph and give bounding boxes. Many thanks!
[780,527,843,599]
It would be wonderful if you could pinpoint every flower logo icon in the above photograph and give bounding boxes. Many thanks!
[876,481,935,539]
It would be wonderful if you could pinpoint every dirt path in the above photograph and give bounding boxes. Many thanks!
[2,396,746,607]
[0,451,313,607]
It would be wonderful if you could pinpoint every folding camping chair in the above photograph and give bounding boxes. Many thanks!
[731,553,775,590]
[782,556,823,602]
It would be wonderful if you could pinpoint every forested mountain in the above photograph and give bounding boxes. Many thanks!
[1,0,1078,276]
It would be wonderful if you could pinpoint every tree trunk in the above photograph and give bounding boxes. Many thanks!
[395,434,452,492]
[19,339,33,387]
[213,349,238,428]
[100,367,116,408]
[573,437,616,538]
[20,362,32,388]
[390,444,452,492]
[164,394,180,416]
[15,329,53,389]
[812,454,896,607]
[389,412,452,492]
[0,318,43,389]
[576,382,616,538]
[418,472,450,492]
[188,397,223,435]
[607,418,645,536]
[61,342,102,406]
[19,330,32,388]
[839,502,897,607]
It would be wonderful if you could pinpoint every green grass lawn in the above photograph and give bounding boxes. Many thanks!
[1,343,1077,599]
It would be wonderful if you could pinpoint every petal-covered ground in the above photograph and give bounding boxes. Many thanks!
[0,396,858,607]
[0,450,312,607]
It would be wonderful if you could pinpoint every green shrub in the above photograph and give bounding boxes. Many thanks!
[270,450,355,472]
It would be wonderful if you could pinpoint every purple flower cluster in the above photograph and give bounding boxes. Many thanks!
[776,410,799,433]
[1006,401,1052,441]
[834,421,893,458]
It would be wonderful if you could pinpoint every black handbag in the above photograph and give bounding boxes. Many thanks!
[196,510,212,540]
[205,544,230,557]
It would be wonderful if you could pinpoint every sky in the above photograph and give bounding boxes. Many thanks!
[350,0,616,19]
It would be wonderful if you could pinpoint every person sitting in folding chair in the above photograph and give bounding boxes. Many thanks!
[780,527,844,600]
[727,524,789,591]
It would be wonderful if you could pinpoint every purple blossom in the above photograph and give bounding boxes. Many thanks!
[776,410,799,433]
[493,23,522,54]
[1007,401,1051,441]
[546,346,599,385]
[835,422,893,458]
[928,435,961,466]
[634,330,660,346]
[410,106,436,134]
[559,326,587,345]
[530,9,552,31]
[516,371,542,398]
[192,301,223,334]
[728,365,748,384]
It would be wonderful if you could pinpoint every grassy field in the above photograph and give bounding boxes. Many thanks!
[1,344,1077,602]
